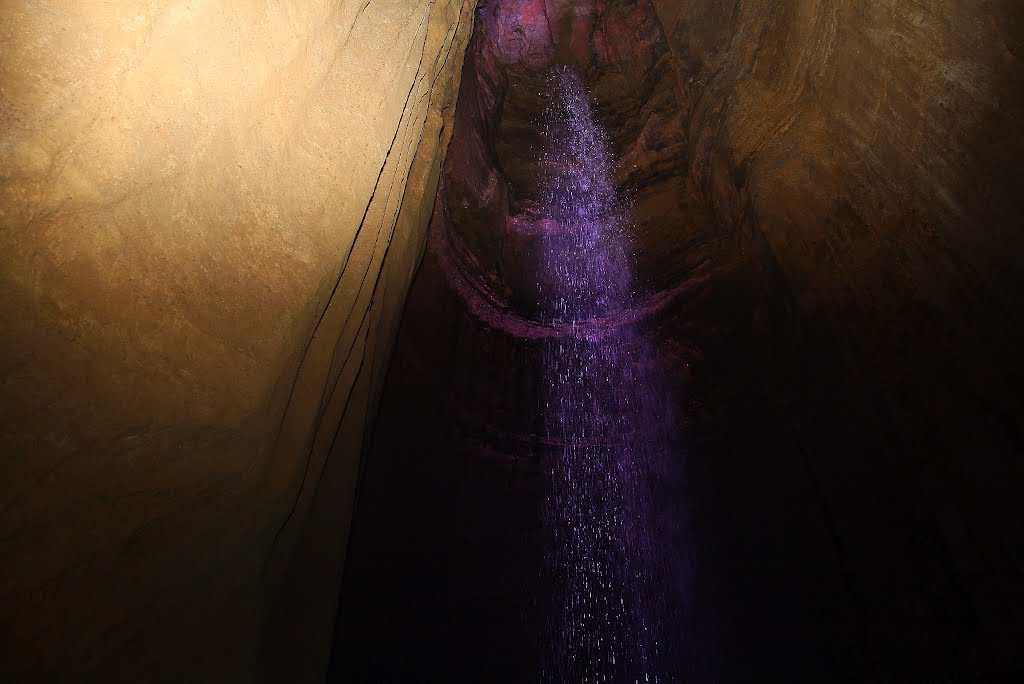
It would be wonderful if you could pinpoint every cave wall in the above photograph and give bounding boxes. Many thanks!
[651,0,1024,674]
[0,1,475,681]
[651,1,1024,440]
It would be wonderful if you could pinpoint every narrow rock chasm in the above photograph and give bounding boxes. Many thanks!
[333,0,1023,682]
[1,1,1022,682]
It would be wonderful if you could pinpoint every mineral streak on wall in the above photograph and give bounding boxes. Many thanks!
[0,2,476,682]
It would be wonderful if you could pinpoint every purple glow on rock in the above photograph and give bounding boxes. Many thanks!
[539,67,676,683]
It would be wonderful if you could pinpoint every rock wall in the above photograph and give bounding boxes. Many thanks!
[0,1,475,681]
[650,1,1024,436]
[652,0,1024,675]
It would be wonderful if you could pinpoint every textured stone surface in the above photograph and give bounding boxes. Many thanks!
[652,0,1024,441]
[650,2,1024,675]
[442,0,710,317]
[0,1,475,681]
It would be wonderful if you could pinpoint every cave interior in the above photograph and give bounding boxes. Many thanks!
[1,0,1022,682]
[332,1,1022,681]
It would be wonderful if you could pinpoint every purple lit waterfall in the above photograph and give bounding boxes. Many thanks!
[538,67,676,683]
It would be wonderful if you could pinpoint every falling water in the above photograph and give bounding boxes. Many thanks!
[538,67,676,682]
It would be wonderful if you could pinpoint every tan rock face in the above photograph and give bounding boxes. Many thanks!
[0,1,476,681]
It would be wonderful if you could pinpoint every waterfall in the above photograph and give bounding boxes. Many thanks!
[538,66,676,683]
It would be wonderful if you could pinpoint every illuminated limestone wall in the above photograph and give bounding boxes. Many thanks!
[0,1,475,681]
